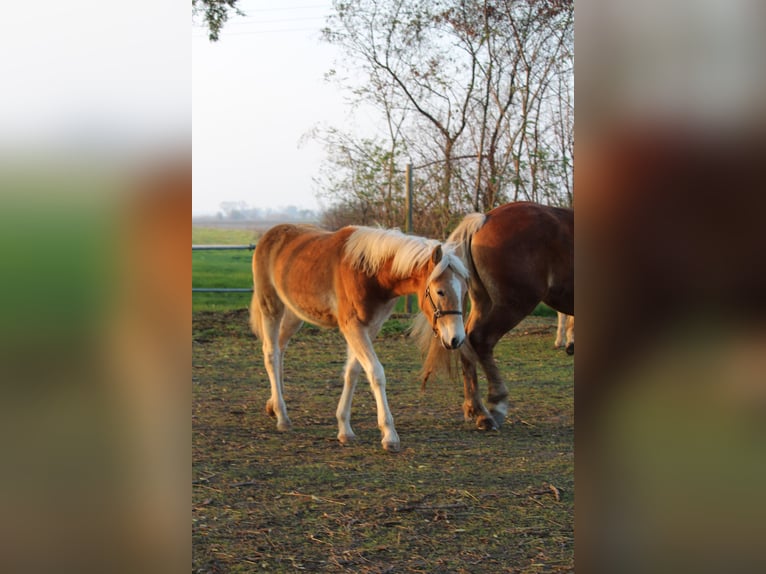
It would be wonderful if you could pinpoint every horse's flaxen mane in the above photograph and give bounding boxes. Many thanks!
[344,226,467,280]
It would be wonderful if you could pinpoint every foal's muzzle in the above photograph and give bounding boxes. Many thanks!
[444,336,464,350]
[424,286,464,349]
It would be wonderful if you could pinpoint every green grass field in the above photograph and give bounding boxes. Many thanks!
[192,226,260,312]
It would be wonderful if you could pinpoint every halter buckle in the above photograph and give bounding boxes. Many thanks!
[424,286,462,337]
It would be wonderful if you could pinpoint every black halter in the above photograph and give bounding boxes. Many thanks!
[424,286,462,336]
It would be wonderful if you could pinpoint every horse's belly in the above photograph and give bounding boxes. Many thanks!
[280,288,339,328]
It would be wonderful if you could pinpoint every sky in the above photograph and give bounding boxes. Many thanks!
[0,1,188,160]
[193,0,354,216]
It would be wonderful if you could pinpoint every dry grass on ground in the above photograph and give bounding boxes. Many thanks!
[193,310,573,573]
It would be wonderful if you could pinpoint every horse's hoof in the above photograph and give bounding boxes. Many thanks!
[276,420,292,432]
[566,343,574,355]
[463,405,479,422]
[338,433,357,446]
[265,401,276,417]
[382,440,401,452]
[490,410,506,428]
[489,399,508,428]
[476,416,498,431]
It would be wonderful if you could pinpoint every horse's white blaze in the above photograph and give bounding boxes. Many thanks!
[436,273,466,348]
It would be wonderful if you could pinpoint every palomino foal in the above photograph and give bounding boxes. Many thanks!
[250,224,468,451]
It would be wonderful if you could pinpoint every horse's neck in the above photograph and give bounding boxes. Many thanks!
[376,262,429,297]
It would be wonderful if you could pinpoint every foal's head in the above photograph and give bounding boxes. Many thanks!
[420,245,468,350]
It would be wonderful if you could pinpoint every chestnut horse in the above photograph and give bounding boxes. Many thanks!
[416,202,573,430]
[250,224,469,451]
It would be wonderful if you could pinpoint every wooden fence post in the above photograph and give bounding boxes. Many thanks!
[405,164,414,314]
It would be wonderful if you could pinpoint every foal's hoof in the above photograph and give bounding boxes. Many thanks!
[338,433,357,446]
[382,440,401,453]
[566,343,574,355]
[276,420,292,432]
[265,400,276,418]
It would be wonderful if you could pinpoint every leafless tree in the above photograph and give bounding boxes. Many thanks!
[316,0,573,236]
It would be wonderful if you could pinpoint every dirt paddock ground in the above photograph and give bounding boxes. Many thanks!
[193,310,573,573]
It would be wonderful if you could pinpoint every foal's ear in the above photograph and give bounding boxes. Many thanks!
[431,245,443,265]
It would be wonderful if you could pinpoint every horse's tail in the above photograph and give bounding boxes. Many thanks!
[414,211,488,389]
[448,211,491,307]
[249,250,262,340]
[446,212,486,261]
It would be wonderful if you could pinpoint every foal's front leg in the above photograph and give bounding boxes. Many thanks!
[342,323,400,452]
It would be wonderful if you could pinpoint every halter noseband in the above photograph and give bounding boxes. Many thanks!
[424,285,462,336]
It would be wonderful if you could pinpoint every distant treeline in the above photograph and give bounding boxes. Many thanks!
[194,201,318,223]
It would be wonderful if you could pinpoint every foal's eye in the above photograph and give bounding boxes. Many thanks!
[436,290,445,297]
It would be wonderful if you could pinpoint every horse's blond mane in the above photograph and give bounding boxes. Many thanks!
[344,226,467,280]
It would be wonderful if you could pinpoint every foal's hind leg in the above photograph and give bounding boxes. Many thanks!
[277,309,303,393]
[336,349,362,445]
[260,307,302,432]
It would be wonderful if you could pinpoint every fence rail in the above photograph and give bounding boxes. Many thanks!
[192,244,257,251]
[192,244,255,293]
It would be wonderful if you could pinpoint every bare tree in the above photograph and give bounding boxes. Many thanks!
[323,0,482,236]
[316,0,574,234]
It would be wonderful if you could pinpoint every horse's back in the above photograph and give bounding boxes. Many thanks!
[481,202,572,245]
[255,223,353,267]
[253,224,355,326]
[472,202,574,314]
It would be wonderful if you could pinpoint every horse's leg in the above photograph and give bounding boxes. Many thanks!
[458,307,497,430]
[477,342,510,427]
[277,309,303,396]
[335,349,362,445]
[555,312,566,348]
[458,339,497,430]
[342,321,400,452]
[260,306,292,431]
[469,305,534,428]
[565,315,574,355]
